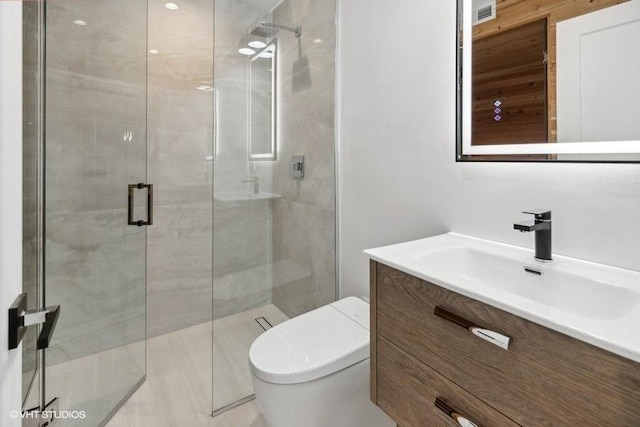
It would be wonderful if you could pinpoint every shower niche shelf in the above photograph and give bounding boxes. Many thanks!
[213,191,281,202]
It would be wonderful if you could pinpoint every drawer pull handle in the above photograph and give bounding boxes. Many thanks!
[434,306,510,350]
[435,397,480,427]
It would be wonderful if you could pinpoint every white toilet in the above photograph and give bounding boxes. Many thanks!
[249,297,395,427]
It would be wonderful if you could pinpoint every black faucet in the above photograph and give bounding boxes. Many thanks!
[513,210,552,261]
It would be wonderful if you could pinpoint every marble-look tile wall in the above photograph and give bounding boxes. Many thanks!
[212,0,281,320]
[44,71,148,362]
[44,0,148,365]
[268,0,337,317]
[146,0,215,337]
[41,0,335,362]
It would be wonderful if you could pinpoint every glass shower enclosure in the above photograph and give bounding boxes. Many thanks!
[20,0,336,423]
[22,0,148,424]
[211,0,337,413]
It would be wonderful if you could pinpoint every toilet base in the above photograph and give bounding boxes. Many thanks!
[252,358,395,427]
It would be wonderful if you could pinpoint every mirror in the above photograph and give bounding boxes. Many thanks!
[249,41,277,161]
[457,0,640,162]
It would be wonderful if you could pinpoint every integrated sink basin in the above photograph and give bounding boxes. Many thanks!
[414,246,640,320]
[365,233,640,363]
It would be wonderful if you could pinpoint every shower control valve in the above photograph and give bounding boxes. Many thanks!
[290,155,304,180]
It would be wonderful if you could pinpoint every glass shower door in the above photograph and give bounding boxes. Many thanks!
[43,0,148,424]
[211,0,337,415]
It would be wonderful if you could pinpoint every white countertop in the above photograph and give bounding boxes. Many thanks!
[364,232,640,363]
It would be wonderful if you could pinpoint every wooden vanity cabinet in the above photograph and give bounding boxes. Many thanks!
[376,335,519,427]
[370,261,640,426]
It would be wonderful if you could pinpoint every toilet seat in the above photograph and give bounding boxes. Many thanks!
[249,297,370,385]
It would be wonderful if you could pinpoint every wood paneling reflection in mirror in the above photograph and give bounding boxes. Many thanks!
[472,19,548,146]
[471,0,629,147]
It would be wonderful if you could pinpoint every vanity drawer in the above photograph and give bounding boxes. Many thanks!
[372,261,640,426]
[375,335,520,427]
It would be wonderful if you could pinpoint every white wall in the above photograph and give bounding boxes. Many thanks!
[338,0,640,298]
[0,2,23,426]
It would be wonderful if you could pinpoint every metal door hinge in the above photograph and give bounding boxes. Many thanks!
[8,293,60,350]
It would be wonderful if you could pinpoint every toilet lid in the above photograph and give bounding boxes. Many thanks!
[249,297,370,385]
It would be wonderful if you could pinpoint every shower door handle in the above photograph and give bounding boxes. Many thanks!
[128,183,153,226]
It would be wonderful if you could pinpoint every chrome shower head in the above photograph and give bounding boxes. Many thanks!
[249,21,279,38]
[248,21,301,38]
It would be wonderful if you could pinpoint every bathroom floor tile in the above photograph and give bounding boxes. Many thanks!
[94,304,287,426]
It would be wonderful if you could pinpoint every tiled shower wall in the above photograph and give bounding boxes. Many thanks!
[212,0,336,320]
[42,0,336,351]
[211,0,277,321]
[269,0,337,317]
[146,0,214,337]
[148,0,337,333]
[44,0,148,362]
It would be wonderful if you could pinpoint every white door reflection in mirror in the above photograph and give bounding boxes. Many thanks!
[557,1,640,143]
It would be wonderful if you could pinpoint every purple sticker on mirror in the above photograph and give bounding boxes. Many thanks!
[494,115,502,121]
[494,100,502,107]
[494,108,501,114]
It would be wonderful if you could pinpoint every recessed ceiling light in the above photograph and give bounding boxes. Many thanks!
[149,49,159,54]
[165,2,178,10]
[313,39,322,44]
[248,40,267,49]
[73,20,87,26]
[259,52,274,59]
[238,47,255,56]
[196,85,213,91]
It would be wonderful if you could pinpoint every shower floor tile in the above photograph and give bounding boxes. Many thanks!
[105,304,287,427]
